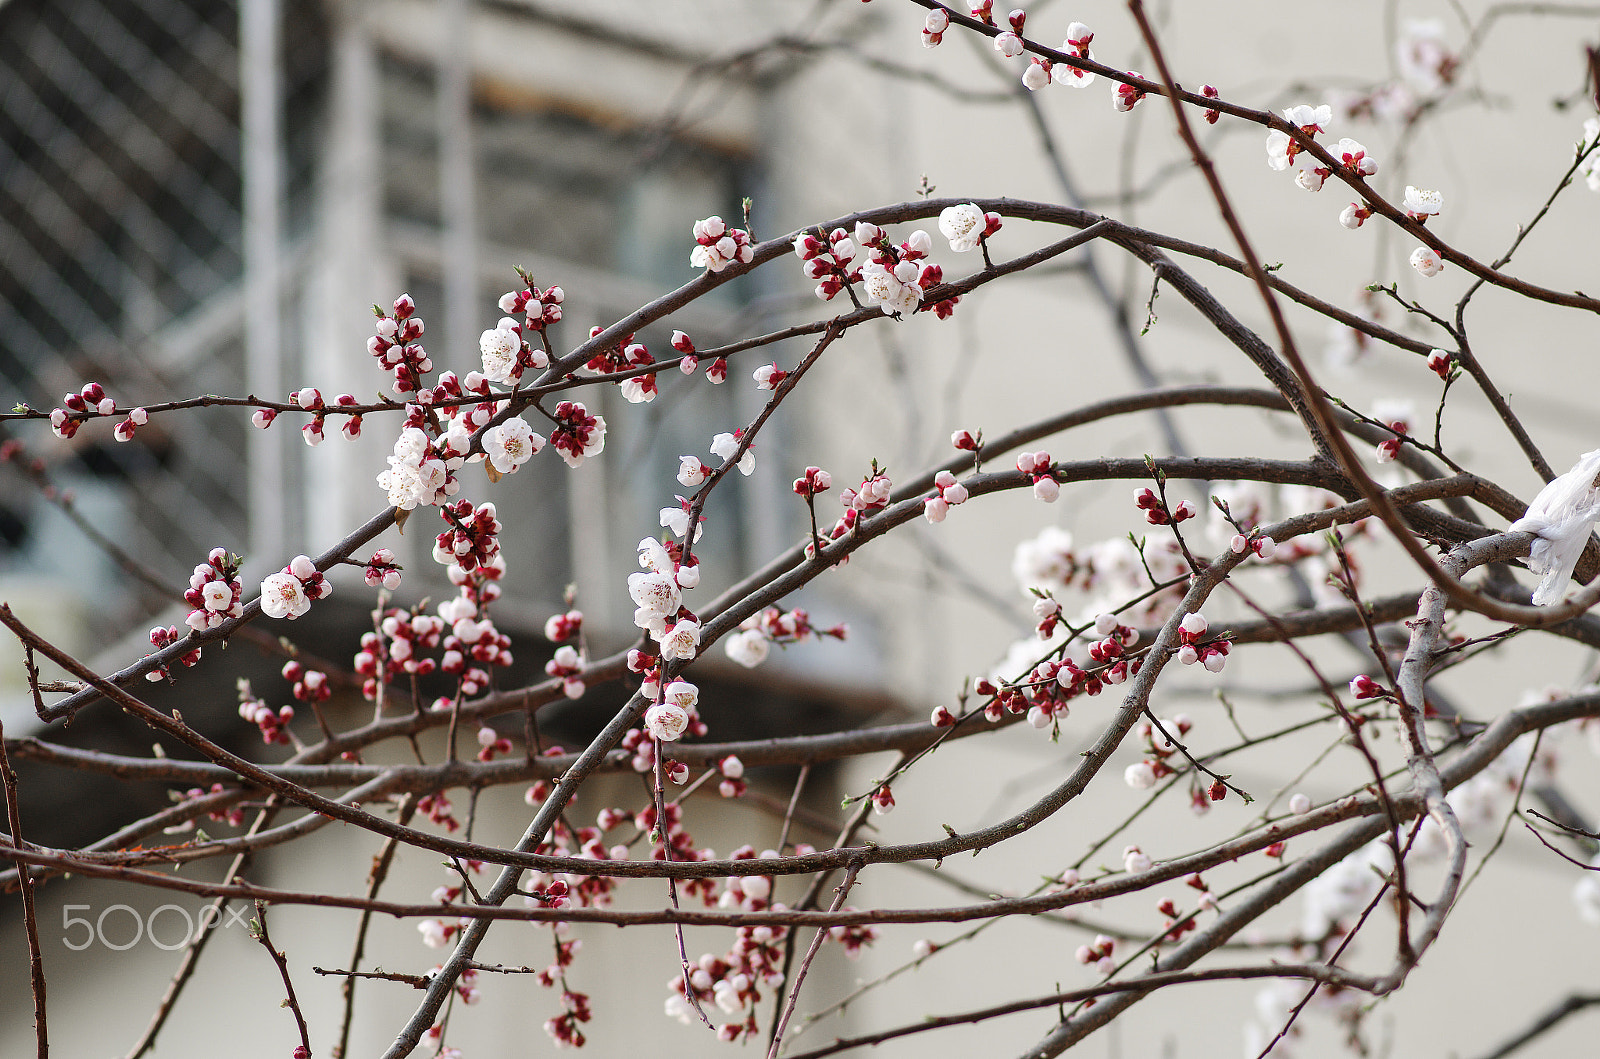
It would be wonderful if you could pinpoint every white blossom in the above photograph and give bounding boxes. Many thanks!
[644,703,689,742]
[1510,448,1600,605]
[638,536,672,574]
[1580,117,1600,192]
[725,628,770,668]
[1574,854,1600,926]
[1403,185,1443,217]
[710,432,755,476]
[479,324,521,383]
[659,619,701,661]
[1409,246,1443,277]
[483,417,544,474]
[1396,19,1455,93]
[260,572,310,620]
[628,570,681,624]
[938,203,985,252]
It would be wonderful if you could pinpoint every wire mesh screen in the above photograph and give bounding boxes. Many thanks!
[0,0,326,632]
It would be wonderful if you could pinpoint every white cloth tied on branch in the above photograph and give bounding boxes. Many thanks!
[1509,448,1600,605]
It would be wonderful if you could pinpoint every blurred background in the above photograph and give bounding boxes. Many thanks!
[2,1,1599,1056]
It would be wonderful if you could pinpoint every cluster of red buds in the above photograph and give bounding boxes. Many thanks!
[442,612,510,675]
[498,279,564,330]
[416,792,460,832]
[50,382,148,442]
[353,608,445,699]
[792,465,833,498]
[238,682,294,745]
[585,326,658,404]
[434,499,501,574]
[1075,934,1116,975]
[282,660,330,709]
[548,400,606,468]
[544,608,582,643]
[1176,611,1231,671]
[793,226,862,302]
[1156,896,1200,943]
[977,631,1145,732]
[145,625,202,681]
[169,783,246,829]
[1017,450,1059,502]
[476,725,513,762]
[362,547,402,590]
[289,388,362,445]
[367,294,431,396]
[669,330,726,383]
[1135,486,1196,525]
[1200,84,1222,124]
[536,980,591,1047]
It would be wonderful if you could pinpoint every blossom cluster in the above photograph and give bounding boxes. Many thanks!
[793,226,862,302]
[49,381,147,442]
[630,535,702,657]
[144,624,202,681]
[1174,611,1230,672]
[355,607,447,698]
[1369,398,1414,464]
[974,615,1143,734]
[855,223,941,317]
[1134,485,1195,525]
[377,425,465,511]
[689,216,755,273]
[433,499,501,575]
[922,469,970,523]
[724,605,847,669]
[585,326,658,404]
[289,388,362,446]
[498,279,565,331]
[366,294,431,396]
[1017,451,1059,502]
[238,680,294,746]
[1025,22,1099,92]
[182,547,243,632]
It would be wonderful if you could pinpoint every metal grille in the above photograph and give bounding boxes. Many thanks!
[0,0,326,629]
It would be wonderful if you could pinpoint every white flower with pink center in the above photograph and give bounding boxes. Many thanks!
[644,703,689,742]
[260,572,310,620]
[938,203,985,253]
[484,416,544,474]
